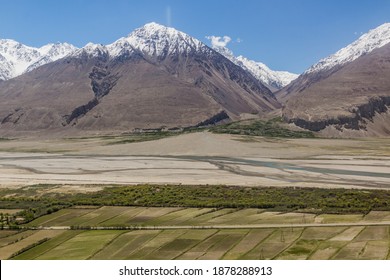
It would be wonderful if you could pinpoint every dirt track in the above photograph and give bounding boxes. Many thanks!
[16,220,390,231]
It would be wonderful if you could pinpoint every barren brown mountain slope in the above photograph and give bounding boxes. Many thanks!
[282,43,390,137]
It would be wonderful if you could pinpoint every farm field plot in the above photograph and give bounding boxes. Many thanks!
[2,207,390,260]
[142,208,211,226]
[99,207,181,226]
[34,230,123,260]
[308,241,346,260]
[256,228,305,260]
[0,209,22,215]
[363,211,390,221]
[300,226,348,240]
[62,206,132,227]
[0,230,18,239]
[26,208,96,227]
[223,229,274,260]
[0,230,35,247]
[317,214,365,224]
[0,229,66,259]
[125,229,189,260]
[91,230,161,260]
[12,230,84,260]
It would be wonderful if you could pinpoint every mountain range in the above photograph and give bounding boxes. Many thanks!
[0,22,389,137]
[0,23,279,136]
[0,28,297,91]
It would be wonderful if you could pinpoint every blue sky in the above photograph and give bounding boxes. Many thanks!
[1,0,389,73]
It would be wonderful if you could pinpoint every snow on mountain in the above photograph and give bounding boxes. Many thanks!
[235,55,298,90]
[70,22,212,63]
[0,39,77,80]
[0,53,13,81]
[212,45,298,91]
[306,22,390,74]
[1,22,296,90]
[26,43,78,72]
[0,22,218,81]
[108,22,296,91]
[107,22,210,58]
[74,42,108,58]
[0,39,41,80]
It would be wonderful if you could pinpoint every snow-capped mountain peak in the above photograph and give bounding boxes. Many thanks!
[0,39,78,80]
[107,22,209,58]
[25,42,78,73]
[75,42,108,58]
[134,22,176,36]
[39,42,77,59]
[211,45,298,91]
[0,39,42,78]
[1,22,213,81]
[0,39,40,61]
[306,22,390,74]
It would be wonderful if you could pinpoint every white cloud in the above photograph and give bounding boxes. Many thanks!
[206,35,232,48]
[236,38,242,43]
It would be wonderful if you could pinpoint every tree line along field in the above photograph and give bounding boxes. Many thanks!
[1,184,390,225]
[0,206,389,260]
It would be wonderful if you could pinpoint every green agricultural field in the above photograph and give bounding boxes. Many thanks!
[69,206,131,227]
[1,206,389,260]
[300,226,347,240]
[12,230,84,260]
[34,230,123,260]
[0,230,66,260]
[90,230,161,260]
[26,208,96,227]
[97,207,158,227]
[0,230,35,248]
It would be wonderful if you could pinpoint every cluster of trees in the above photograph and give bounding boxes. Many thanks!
[1,185,389,221]
[0,213,13,229]
[210,118,315,138]
[71,185,389,213]
[0,199,70,227]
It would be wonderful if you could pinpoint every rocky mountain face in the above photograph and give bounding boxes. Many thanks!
[212,46,298,92]
[0,23,280,136]
[281,23,390,136]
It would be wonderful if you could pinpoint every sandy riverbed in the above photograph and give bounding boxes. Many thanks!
[0,132,389,189]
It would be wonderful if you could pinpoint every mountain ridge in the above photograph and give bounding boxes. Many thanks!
[211,45,298,92]
[0,22,298,93]
[0,39,77,80]
[277,22,390,101]
[0,22,280,136]
[281,30,390,137]
[306,22,390,74]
